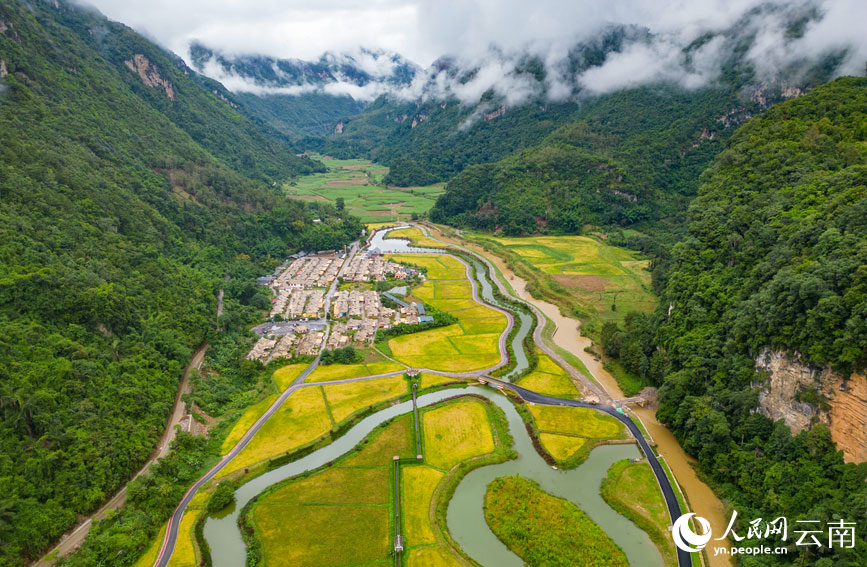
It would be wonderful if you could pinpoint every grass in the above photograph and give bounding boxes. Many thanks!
[484,475,628,567]
[322,375,408,422]
[248,414,415,567]
[516,350,581,400]
[287,155,444,222]
[389,226,444,248]
[527,405,625,439]
[422,399,495,470]
[271,363,308,391]
[602,459,677,567]
[402,466,444,544]
[218,386,332,477]
[304,360,403,383]
[466,232,656,332]
[407,546,464,567]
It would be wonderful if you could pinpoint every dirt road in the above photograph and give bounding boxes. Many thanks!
[421,223,732,566]
[35,342,209,566]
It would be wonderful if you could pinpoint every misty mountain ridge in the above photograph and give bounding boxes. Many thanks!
[189,1,860,113]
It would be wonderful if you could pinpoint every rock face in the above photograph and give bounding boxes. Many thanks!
[124,54,175,100]
[755,351,867,463]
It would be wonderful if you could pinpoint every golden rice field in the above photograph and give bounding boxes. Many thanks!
[422,400,495,470]
[303,360,403,383]
[248,415,414,566]
[322,375,408,422]
[516,350,581,400]
[388,226,444,248]
[386,253,507,372]
[218,387,332,477]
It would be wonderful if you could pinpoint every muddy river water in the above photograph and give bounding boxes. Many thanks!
[425,225,733,566]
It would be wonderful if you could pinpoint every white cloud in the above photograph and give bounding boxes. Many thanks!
[79,0,866,105]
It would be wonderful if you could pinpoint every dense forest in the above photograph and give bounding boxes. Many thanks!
[0,2,360,564]
[429,86,735,233]
[607,77,867,565]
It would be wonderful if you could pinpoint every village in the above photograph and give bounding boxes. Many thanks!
[246,250,427,363]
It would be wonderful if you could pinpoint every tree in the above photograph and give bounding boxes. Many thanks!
[335,197,345,212]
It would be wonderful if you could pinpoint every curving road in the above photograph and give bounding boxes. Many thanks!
[484,377,691,567]
[154,227,689,567]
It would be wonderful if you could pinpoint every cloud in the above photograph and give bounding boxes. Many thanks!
[80,0,866,106]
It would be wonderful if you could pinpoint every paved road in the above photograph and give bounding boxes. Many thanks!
[154,229,689,567]
[483,377,691,567]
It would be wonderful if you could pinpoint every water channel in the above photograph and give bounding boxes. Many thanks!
[202,228,659,566]
[203,387,662,567]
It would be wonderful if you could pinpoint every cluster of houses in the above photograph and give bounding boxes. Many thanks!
[245,323,326,363]
[343,253,413,282]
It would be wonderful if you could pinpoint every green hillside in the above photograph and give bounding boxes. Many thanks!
[611,77,867,566]
[0,2,359,564]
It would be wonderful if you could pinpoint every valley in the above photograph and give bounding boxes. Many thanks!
[123,227,687,567]
[286,155,444,222]
[4,2,866,567]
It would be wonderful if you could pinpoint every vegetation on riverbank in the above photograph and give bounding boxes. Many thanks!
[601,459,677,567]
[484,475,628,567]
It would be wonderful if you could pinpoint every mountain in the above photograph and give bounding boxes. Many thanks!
[607,77,867,565]
[0,1,360,564]
[187,43,419,138]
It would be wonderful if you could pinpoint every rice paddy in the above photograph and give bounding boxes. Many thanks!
[303,360,402,383]
[422,399,496,470]
[467,233,657,327]
[286,155,444,222]
[385,253,508,372]
[247,415,414,567]
[516,350,581,400]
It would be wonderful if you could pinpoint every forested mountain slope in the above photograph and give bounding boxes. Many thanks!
[429,86,735,233]
[0,1,359,564]
[610,77,867,565]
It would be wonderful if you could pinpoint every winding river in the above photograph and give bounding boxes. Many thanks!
[203,386,662,567]
[197,228,661,566]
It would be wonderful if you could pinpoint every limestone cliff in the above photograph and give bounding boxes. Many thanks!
[755,351,867,463]
[124,54,176,100]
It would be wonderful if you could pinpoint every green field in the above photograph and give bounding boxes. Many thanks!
[466,233,656,328]
[286,155,444,222]
[601,460,677,567]
[485,475,628,567]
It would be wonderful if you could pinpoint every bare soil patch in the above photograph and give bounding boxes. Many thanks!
[553,274,607,292]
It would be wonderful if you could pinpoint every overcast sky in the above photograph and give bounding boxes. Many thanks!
[80,0,866,103]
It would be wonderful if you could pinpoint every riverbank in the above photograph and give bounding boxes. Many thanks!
[420,223,732,567]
